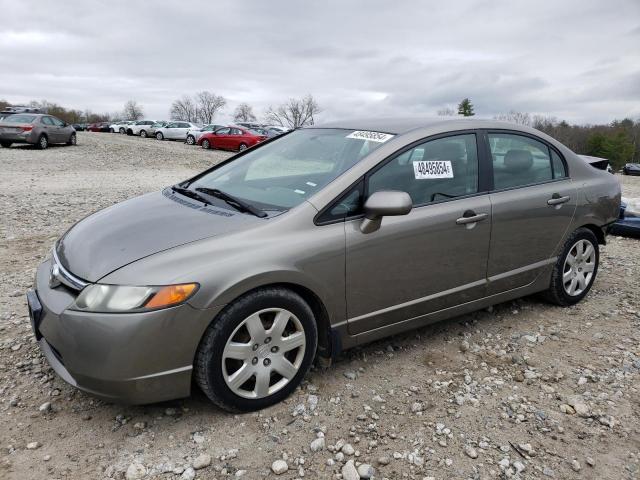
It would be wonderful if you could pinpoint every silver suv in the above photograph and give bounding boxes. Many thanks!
[0,113,77,149]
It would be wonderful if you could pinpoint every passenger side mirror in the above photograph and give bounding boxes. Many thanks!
[360,190,412,234]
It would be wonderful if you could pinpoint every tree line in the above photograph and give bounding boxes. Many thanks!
[437,98,639,168]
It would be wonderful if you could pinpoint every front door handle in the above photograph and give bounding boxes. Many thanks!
[547,194,570,206]
[456,212,488,225]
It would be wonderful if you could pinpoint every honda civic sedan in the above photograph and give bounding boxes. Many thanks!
[27,118,620,411]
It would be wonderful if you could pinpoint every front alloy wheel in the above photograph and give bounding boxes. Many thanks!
[222,308,306,399]
[195,287,317,412]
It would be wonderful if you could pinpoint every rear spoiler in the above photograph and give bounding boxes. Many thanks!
[578,154,610,171]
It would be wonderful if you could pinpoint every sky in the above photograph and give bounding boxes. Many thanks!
[0,0,639,125]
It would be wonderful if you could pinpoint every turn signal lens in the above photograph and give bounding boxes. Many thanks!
[144,283,198,309]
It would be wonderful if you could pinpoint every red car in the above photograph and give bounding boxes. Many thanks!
[87,122,111,132]
[198,126,267,152]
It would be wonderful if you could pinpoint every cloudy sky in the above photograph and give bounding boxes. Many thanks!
[1,0,639,124]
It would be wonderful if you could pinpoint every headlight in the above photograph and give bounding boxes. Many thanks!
[70,283,198,313]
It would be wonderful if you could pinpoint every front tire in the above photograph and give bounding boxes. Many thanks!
[36,134,48,150]
[194,287,317,412]
[543,228,599,306]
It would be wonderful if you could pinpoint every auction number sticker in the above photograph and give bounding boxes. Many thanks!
[413,160,454,179]
[346,130,394,143]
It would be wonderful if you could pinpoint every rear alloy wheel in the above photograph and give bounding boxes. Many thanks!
[544,228,599,306]
[195,287,317,412]
[202,139,210,149]
[238,143,248,152]
[67,133,77,146]
[140,130,147,138]
[186,135,195,145]
[37,135,49,150]
[0,141,12,148]
[156,132,164,140]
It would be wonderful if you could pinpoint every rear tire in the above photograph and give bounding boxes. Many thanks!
[194,287,317,412]
[156,132,164,140]
[36,134,48,150]
[0,141,12,148]
[202,139,210,149]
[543,228,599,306]
[66,133,77,146]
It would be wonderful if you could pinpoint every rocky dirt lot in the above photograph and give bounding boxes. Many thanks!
[1,133,639,480]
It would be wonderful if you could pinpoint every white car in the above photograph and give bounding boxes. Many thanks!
[185,123,226,145]
[155,121,201,141]
[109,120,135,134]
[127,120,157,137]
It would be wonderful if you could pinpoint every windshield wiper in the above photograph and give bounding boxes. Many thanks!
[195,187,267,218]
[171,185,211,205]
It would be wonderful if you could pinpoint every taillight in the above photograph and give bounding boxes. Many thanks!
[21,125,33,132]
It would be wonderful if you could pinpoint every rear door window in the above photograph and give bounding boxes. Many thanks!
[488,133,564,189]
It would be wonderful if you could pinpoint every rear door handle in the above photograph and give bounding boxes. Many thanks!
[456,212,488,225]
[547,195,570,206]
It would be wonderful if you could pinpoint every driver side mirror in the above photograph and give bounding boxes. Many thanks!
[360,190,412,234]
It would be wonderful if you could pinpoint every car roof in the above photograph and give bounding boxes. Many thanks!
[313,117,538,135]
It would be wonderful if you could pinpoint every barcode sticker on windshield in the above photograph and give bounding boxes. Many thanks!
[413,161,454,179]
[346,131,394,143]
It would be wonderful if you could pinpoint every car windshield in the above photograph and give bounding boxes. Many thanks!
[188,128,390,210]
[4,114,36,123]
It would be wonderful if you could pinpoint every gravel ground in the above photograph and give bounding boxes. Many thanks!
[1,133,639,480]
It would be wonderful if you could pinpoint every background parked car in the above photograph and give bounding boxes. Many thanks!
[148,121,170,138]
[198,126,267,151]
[154,121,200,141]
[623,163,640,175]
[0,113,77,149]
[127,120,157,137]
[234,121,265,130]
[109,120,134,134]
[87,122,111,132]
[185,124,226,145]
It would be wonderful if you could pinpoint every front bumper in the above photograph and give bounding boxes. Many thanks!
[28,259,223,404]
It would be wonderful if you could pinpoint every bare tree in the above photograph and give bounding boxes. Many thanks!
[123,100,144,120]
[233,103,257,123]
[493,110,532,126]
[196,91,226,124]
[437,107,456,116]
[170,95,198,122]
[264,94,320,128]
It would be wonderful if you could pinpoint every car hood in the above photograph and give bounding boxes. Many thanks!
[56,189,260,282]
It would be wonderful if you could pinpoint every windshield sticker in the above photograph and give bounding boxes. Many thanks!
[294,189,306,195]
[346,130,395,143]
[413,160,454,179]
